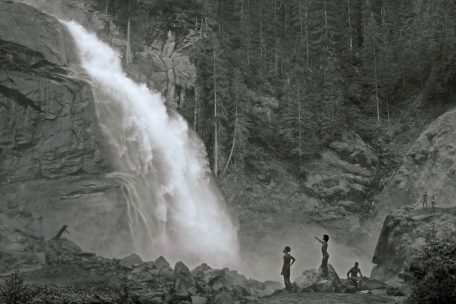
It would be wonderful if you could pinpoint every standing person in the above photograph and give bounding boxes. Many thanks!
[347,262,363,288]
[281,246,295,291]
[430,195,436,213]
[422,191,428,209]
[315,234,329,278]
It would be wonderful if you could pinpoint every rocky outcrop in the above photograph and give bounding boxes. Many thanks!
[377,108,456,214]
[134,30,197,108]
[0,230,280,303]
[294,264,341,293]
[371,207,456,281]
[0,1,132,257]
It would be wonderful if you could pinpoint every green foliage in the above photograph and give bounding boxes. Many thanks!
[0,272,36,304]
[407,225,456,304]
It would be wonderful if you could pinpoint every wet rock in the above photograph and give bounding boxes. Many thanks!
[119,254,143,268]
[155,256,171,269]
[191,295,207,304]
[131,260,158,271]
[0,1,133,258]
[293,264,341,293]
[361,278,388,290]
[0,2,77,66]
[214,291,234,304]
[174,261,194,292]
[195,280,212,295]
[294,268,319,291]
[314,280,336,292]
[192,263,212,280]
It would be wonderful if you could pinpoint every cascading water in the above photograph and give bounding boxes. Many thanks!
[64,21,240,267]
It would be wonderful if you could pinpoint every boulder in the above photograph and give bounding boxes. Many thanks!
[155,256,171,269]
[377,108,456,216]
[192,263,212,280]
[191,296,207,304]
[174,261,194,292]
[293,264,341,293]
[294,268,319,291]
[195,280,212,295]
[314,280,336,292]
[214,291,234,304]
[371,207,456,280]
[119,254,142,268]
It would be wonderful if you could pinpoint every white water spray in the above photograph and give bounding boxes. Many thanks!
[64,21,240,267]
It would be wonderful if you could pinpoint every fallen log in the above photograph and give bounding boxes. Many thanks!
[53,225,68,240]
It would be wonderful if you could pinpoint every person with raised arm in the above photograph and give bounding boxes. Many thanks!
[315,234,330,278]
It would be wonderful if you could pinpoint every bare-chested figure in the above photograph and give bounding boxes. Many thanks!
[315,234,329,278]
[347,262,363,287]
[281,246,295,291]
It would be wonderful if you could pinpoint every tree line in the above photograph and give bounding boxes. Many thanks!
[94,0,456,178]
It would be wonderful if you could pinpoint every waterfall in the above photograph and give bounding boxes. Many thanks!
[64,21,240,267]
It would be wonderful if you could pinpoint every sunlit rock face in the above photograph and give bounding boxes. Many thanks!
[0,1,132,257]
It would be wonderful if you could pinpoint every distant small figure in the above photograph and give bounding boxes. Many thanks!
[430,195,436,213]
[315,234,329,278]
[281,246,295,291]
[422,191,428,209]
[347,262,363,288]
[369,200,375,217]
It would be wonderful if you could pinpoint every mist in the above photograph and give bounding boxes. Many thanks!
[239,224,374,281]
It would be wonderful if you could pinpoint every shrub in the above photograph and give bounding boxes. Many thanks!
[0,272,36,304]
[406,225,456,304]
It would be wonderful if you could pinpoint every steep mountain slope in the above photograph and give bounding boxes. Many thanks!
[370,107,456,281]
[5,0,454,286]
[377,108,456,213]
[0,1,133,257]
[0,0,389,281]
[371,207,456,281]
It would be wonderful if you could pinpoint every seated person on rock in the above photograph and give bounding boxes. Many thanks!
[347,262,363,287]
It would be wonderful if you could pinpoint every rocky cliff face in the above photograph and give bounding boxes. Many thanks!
[377,108,456,214]
[370,108,456,280]
[371,207,456,282]
[0,0,386,281]
[0,1,132,257]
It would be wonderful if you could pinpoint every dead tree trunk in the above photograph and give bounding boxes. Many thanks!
[193,87,199,130]
[213,47,219,176]
[222,91,238,177]
[371,10,380,125]
[348,0,353,52]
[305,0,310,66]
[298,86,302,158]
[126,18,132,65]
[53,225,68,240]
